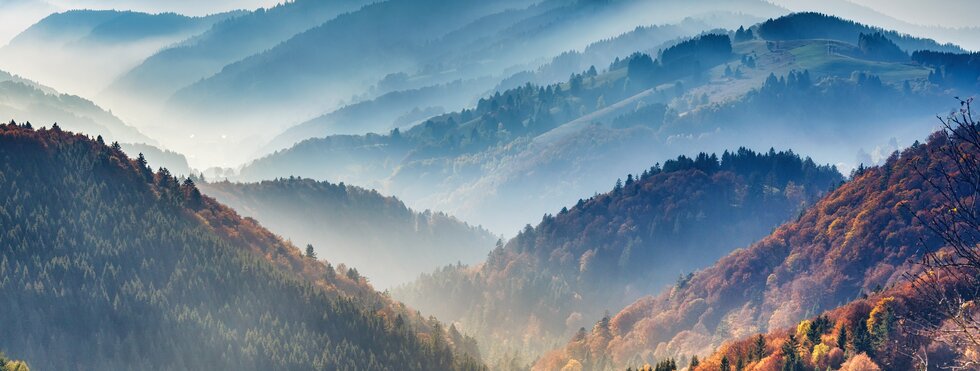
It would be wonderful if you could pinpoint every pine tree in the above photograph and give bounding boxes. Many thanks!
[781,334,803,371]
[753,334,766,360]
[305,244,317,259]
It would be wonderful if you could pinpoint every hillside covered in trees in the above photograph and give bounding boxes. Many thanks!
[394,148,842,367]
[0,122,483,370]
[674,104,980,371]
[198,177,497,288]
[536,109,978,370]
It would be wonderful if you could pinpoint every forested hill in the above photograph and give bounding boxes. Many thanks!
[198,177,497,288]
[393,148,842,367]
[0,122,483,370]
[537,121,972,370]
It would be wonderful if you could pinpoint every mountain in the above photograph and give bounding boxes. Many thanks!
[0,9,237,96]
[197,177,498,288]
[0,122,484,370]
[237,13,971,234]
[261,16,758,155]
[393,149,842,367]
[0,70,154,145]
[103,0,374,117]
[114,0,783,164]
[535,115,968,370]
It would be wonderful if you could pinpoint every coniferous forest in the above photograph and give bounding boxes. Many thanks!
[1,2,979,370]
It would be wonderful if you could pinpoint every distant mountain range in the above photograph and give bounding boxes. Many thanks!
[235,13,976,233]
[0,9,239,97]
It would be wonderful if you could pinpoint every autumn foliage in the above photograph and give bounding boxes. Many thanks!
[539,127,968,369]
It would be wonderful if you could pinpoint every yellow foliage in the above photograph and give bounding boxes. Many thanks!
[560,359,583,371]
[867,296,896,337]
[796,320,812,342]
[3,360,29,371]
[810,343,830,366]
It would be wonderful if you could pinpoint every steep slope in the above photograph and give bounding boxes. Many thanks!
[0,9,236,96]
[536,122,965,370]
[198,177,497,288]
[0,122,483,370]
[393,149,842,367]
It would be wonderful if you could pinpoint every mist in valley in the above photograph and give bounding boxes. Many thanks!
[1,0,979,369]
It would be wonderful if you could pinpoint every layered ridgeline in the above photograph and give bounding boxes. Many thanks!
[240,13,972,233]
[0,69,152,145]
[0,122,483,370]
[104,0,375,112]
[393,149,842,367]
[262,16,763,152]
[97,0,781,163]
[535,116,970,369]
[198,178,497,288]
[0,69,194,177]
[0,9,239,96]
[162,0,779,126]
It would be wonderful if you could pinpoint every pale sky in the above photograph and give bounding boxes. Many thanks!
[848,0,976,28]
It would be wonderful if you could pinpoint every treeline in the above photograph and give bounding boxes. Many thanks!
[621,33,732,86]
[0,122,483,370]
[756,12,962,53]
[913,50,980,90]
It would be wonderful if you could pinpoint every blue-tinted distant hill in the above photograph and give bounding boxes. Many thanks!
[132,0,783,164]
[0,9,238,96]
[0,68,154,144]
[104,0,374,113]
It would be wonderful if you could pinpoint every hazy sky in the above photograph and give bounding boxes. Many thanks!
[848,0,975,28]
[0,0,282,45]
[770,0,976,28]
